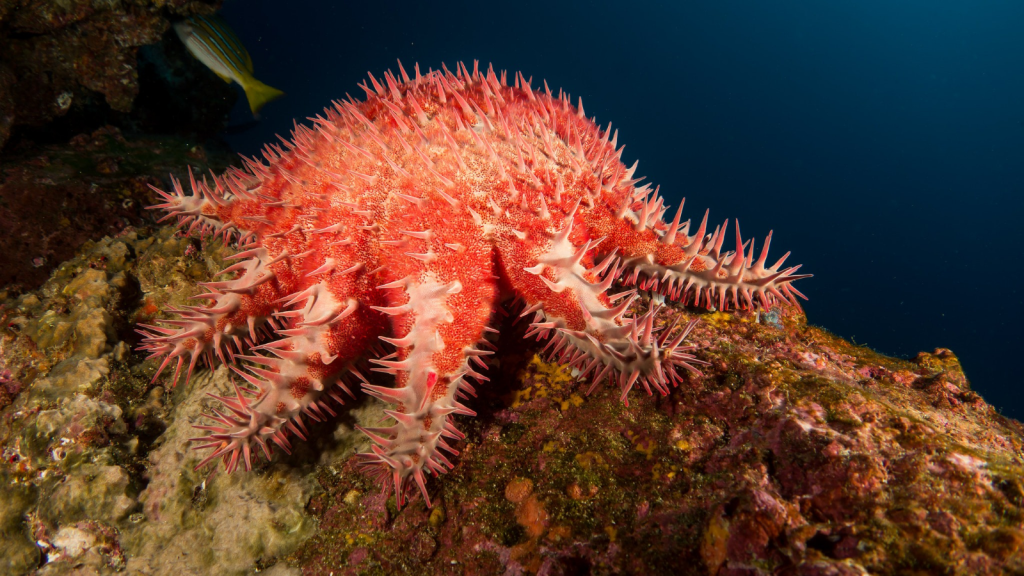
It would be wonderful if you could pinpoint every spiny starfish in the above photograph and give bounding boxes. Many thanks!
[138,61,810,508]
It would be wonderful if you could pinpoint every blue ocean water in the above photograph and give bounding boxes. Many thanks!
[219,0,1024,419]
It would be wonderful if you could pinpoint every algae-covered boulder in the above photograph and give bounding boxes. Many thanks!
[40,464,137,527]
[0,230,350,575]
[0,473,39,574]
[0,126,235,295]
[0,223,1022,575]
[292,326,1024,575]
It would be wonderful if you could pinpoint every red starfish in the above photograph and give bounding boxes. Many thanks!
[138,61,810,508]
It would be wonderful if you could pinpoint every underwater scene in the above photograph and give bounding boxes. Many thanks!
[0,0,1022,574]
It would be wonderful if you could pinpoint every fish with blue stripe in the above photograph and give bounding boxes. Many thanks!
[174,15,284,115]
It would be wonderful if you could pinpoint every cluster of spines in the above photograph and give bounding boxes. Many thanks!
[148,166,265,246]
[545,309,705,403]
[513,200,710,406]
[357,275,496,509]
[626,202,810,311]
[135,246,280,387]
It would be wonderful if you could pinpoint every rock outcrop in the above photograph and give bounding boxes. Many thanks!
[0,219,1021,575]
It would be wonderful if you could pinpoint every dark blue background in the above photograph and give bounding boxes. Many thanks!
[218,0,1024,418]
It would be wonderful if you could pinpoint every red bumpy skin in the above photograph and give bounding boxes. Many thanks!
[138,61,810,508]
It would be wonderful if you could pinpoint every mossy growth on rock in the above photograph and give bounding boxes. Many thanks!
[0,219,1022,574]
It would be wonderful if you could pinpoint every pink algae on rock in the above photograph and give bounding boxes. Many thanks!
[294,309,1024,575]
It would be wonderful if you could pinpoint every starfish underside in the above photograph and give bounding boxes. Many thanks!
[138,61,810,508]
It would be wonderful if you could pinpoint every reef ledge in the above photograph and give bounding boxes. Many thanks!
[0,223,1022,575]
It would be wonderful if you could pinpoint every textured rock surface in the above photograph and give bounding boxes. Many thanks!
[0,0,229,149]
[293,319,1024,575]
[0,229,354,575]
[0,219,1021,575]
[0,125,233,293]
[120,363,330,575]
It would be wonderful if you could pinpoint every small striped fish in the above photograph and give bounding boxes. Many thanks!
[174,15,284,115]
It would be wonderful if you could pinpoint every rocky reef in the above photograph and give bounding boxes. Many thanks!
[0,125,234,295]
[0,0,234,151]
[0,19,1020,570]
[0,209,1021,574]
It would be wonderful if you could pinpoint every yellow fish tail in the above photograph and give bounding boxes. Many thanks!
[240,77,285,115]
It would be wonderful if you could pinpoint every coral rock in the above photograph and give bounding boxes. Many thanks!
[0,125,233,292]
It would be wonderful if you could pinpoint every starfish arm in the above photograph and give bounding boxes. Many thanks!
[155,163,390,471]
[496,203,707,405]
[594,196,812,311]
[136,247,290,387]
[186,260,387,472]
[147,165,270,244]
[356,195,497,509]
